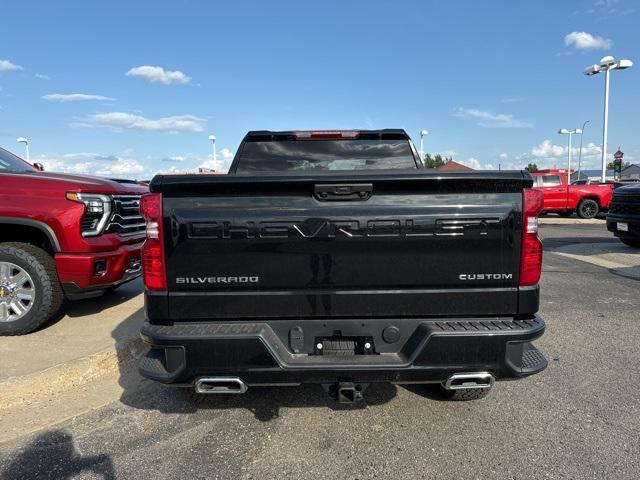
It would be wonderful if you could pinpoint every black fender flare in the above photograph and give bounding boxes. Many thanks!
[0,217,61,252]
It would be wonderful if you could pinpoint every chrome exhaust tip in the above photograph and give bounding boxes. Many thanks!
[443,372,495,391]
[194,377,248,394]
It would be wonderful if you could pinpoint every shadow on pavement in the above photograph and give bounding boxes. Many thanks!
[35,279,144,332]
[542,236,616,248]
[122,381,398,422]
[111,307,398,421]
[0,430,115,480]
[401,384,452,401]
[65,278,143,318]
[609,265,640,282]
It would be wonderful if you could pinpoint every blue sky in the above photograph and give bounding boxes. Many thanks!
[1,0,638,177]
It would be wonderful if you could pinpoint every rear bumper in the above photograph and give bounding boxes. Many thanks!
[56,242,143,299]
[139,316,547,386]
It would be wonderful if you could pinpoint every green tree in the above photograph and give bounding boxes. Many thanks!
[423,153,449,169]
[607,160,630,170]
[525,163,539,173]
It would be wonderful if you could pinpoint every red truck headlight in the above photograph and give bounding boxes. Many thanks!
[520,188,544,286]
[139,193,167,291]
[66,192,112,237]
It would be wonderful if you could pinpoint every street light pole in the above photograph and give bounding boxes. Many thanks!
[583,56,633,183]
[208,135,217,172]
[602,66,610,182]
[16,137,29,162]
[577,120,589,180]
[419,130,428,164]
[559,128,582,185]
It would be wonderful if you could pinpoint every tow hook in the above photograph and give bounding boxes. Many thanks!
[323,381,369,405]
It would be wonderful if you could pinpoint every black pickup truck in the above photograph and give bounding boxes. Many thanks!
[606,183,640,248]
[138,129,547,403]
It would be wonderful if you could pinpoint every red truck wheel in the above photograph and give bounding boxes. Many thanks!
[577,199,599,219]
[0,243,64,335]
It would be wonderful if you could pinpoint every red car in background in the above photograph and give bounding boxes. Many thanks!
[0,147,148,335]
[531,169,614,218]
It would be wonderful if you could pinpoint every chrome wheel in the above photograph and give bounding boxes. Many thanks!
[0,262,36,323]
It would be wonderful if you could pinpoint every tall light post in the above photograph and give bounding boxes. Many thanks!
[577,120,589,181]
[558,128,582,184]
[584,56,633,183]
[16,137,29,162]
[208,134,217,172]
[419,130,429,164]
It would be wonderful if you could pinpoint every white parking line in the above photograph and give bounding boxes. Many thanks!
[548,241,640,279]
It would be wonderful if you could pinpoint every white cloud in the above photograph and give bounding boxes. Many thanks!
[198,148,235,173]
[161,155,187,162]
[564,31,613,50]
[34,152,146,178]
[499,153,508,160]
[35,73,50,80]
[73,112,206,133]
[516,139,629,170]
[125,65,191,85]
[452,108,533,129]
[43,93,115,102]
[531,140,567,158]
[102,159,145,176]
[461,157,483,169]
[0,59,23,72]
[157,165,186,174]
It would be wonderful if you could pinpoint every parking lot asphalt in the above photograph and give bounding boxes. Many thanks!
[1,221,639,479]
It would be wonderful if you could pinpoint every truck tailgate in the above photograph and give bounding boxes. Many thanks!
[154,172,529,320]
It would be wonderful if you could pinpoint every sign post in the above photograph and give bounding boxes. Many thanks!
[613,148,624,181]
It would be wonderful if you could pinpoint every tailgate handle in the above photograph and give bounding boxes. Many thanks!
[314,183,373,201]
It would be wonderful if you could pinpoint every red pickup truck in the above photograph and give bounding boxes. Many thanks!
[531,169,614,218]
[0,147,148,335]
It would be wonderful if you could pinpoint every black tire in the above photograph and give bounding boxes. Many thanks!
[0,242,64,335]
[442,387,491,401]
[620,237,640,248]
[557,211,573,217]
[577,198,599,219]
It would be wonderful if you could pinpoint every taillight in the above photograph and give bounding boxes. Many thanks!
[520,188,544,286]
[139,193,166,291]
[293,130,360,139]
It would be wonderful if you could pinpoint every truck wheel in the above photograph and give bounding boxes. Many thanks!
[443,387,491,401]
[620,237,640,248]
[0,243,64,336]
[577,199,599,219]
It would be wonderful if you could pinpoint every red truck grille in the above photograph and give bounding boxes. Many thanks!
[105,195,147,236]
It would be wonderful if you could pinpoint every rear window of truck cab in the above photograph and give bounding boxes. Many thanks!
[541,175,562,186]
[235,133,419,173]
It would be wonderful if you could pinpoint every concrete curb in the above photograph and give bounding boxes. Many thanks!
[0,337,147,412]
[539,217,605,225]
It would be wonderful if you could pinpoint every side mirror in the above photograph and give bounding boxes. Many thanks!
[33,162,45,171]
